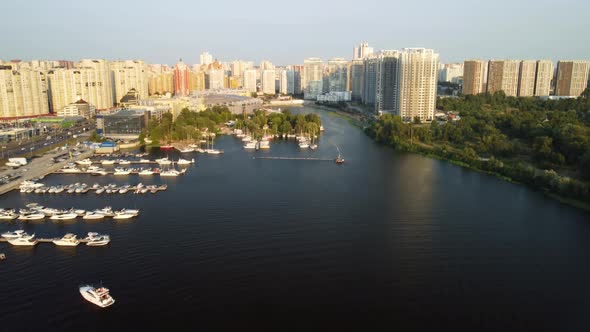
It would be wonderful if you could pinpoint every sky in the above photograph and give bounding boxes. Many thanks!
[2,0,589,65]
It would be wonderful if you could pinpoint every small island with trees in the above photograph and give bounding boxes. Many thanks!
[366,90,590,210]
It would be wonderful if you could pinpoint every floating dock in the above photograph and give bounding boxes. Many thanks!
[0,238,93,243]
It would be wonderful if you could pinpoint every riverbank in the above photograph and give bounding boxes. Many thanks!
[305,102,370,128]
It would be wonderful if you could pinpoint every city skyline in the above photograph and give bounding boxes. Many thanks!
[2,0,589,65]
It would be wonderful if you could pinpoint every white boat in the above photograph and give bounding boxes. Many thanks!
[259,141,270,149]
[160,169,180,177]
[113,213,134,220]
[18,213,45,221]
[117,209,139,216]
[177,158,194,165]
[54,186,65,194]
[95,187,105,194]
[118,186,130,194]
[244,141,257,149]
[53,233,80,246]
[48,187,57,194]
[61,166,82,173]
[138,169,153,175]
[139,159,150,163]
[76,158,92,166]
[72,209,87,216]
[310,144,318,150]
[101,159,115,165]
[320,125,325,131]
[1,230,32,239]
[86,235,111,246]
[82,213,105,220]
[298,141,309,149]
[0,213,18,220]
[113,168,130,175]
[50,213,78,221]
[118,160,131,165]
[7,236,38,246]
[179,147,195,153]
[79,285,115,308]
[20,181,44,189]
[156,157,172,165]
[242,135,252,142]
[205,149,222,154]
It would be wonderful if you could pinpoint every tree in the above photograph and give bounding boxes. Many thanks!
[89,131,102,142]
[580,151,590,180]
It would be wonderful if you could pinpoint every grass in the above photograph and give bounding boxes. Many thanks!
[545,193,590,212]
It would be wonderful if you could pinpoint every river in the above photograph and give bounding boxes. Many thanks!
[1,106,589,331]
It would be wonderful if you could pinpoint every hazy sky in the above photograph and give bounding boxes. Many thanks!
[2,0,589,65]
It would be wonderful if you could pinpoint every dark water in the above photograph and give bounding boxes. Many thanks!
[1,106,589,331]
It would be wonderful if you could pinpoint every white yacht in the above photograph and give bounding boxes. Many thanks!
[160,169,180,177]
[54,186,65,194]
[244,141,257,149]
[259,141,270,149]
[113,213,134,220]
[53,233,80,246]
[61,166,82,173]
[1,230,32,239]
[113,168,130,175]
[156,157,172,165]
[85,235,111,246]
[310,144,318,150]
[79,285,115,308]
[95,187,105,194]
[76,159,93,166]
[139,158,150,163]
[0,212,18,220]
[118,186,130,194]
[50,213,78,221]
[117,159,131,165]
[205,149,222,154]
[177,158,194,165]
[179,147,195,153]
[117,209,139,216]
[83,212,105,220]
[101,159,115,165]
[138,169,154,175]
[18,213,45,221]
[8,236,38,246]
[298,141,309,149]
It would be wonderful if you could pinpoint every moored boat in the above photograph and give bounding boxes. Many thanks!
[53,233,80,246]
[79,285,115,308]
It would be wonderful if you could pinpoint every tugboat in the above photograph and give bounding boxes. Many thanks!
[335,146,345,164]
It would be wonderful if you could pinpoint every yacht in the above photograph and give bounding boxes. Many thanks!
[160,169,180,177]
[71,209,87,216]
[244,141,257,149]
[118,186,130,194]
[95,187,105,195]
[177,158,194,165]
[140,188,149,194]
[0,212,18,220]
[113,168,130,175]
[50,213,78,221]
[320,125,325,131]
[156,157,172,165]
[54,186,65,194]
[117,209,139,216]
[75,159,92,166]
[259,141,270,149]
[1,230,32,239]
[138,169,154,175]
[113,213,134,220]
[118,159,131,165]
[82,212,105,220]
[139,158,150,163]
[8,236,39,246]
[61,165,82,173]
[85,235,111,246]
[79,285,115,308]
[205,149,223,154]
[53,233,80,246]
[101,159,115,165]
[310,144,318,150]
[298,141,309,149]
[18,213,45,221]
[48,187,57,194]
[179,147,195,153]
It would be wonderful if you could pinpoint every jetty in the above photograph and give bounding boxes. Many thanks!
[0,238,93,244]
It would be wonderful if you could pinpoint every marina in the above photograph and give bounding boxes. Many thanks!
[18,181,168,195]
[0,231,110,246]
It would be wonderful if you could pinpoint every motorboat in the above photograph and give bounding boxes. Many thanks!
[79,285,115,308]
[156,157,172,165]
[2,230,32,239]
[117,159,131,165]
[113,168,130,175]
[53,233,80,246]
[298,141,309,149]
[117,209,139,216]
[67,187,76,194]
[71,209,87,216]
[139,159,150,163]
[118,186,130,194]
[85,235,111,246]
[60,166,81,173]
[244,141,257,149]
[95,207,114,217]
[160,170,180,177]
[205,149,222,154]
[39,207,67,216]
[177,158,194,165]
[138,169,154,175]
[242,135,252,142]
[82,212,105,220]
[160,145,174,150]
[20,181,44,190]
[50,213,78,221]
[76,159,93,166]
[48,187,57,194]
[95,187,105,195]
[101,159,115,165]
[179,147,195,153]
[113,213,134,220]
[54,186,65,194]
[0,212,18,220]
[7,236,38,246]
[18,213,46,221]
[310,144,318,150]
[259,141,270,149]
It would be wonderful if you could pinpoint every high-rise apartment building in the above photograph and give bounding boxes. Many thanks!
[261,70,276,94]
[487,60,520,96]
[350,59,364,101]
[555,60,590,97]
[206,69,225,90]
[111,60,148,103]
[462,60,487,95]
[0,66,49,118]
[397,48,439,121]
[303,58,323,100]
[438,63,463,83]
[200,52,213,66]
[174,60,191,96]
[260,60,274,71]
[286,70,295,95]
[243,69,257,93]
[534,60,554,96]
[278,69,288,94]
[377,51,401,114]
[362,55,380,105]
[327,58,348,92]
[353,42,374,60]
[148,72,174,95]
[518,60,537,97]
